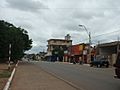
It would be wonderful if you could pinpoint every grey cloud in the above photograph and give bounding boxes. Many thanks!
[16,21,33,30]
[74,12,93,20]
[26,45,46,54]
[51,30,66,39]
[26,37,47,54]
[34,37,47,45]
[2,0,120,53]
[71,8,106,21]
[6,0,48,12]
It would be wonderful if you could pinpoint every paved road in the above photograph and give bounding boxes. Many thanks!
[10,61,76,90]
[33,61,120,90]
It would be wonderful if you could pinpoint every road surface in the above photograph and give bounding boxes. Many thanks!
[33,61,120,90]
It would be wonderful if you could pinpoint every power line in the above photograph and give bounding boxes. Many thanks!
[92,29,120,38]
[80,29,120,44]
[40,7,120,10]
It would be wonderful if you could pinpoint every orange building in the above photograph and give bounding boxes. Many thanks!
[68,43,89,63]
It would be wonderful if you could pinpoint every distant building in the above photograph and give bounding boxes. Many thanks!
[96,41,120,65]
[68,43,90,63]
[36,52,47,61]
[46,34,72,61]
[65,34,71,40]
[47,39,72,54]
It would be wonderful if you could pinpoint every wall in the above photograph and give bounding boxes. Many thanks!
[70,44,83,55]
[98,45,117,65]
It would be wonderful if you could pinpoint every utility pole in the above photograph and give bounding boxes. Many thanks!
[78,25,91,63]
[8,44,11,70]
[117,37,120,57]
[88,32,91,63]
[97,41,100,55]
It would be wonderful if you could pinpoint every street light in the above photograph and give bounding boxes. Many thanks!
[78,25,91,63]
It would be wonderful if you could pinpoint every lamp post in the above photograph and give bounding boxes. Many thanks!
[78,25,91,63]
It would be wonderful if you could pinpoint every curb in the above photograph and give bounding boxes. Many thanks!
[3,61,19,90]
[83,64,90,66]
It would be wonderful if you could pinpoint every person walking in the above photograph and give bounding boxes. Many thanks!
[79,57,83,65]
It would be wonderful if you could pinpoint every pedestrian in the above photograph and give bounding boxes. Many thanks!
[73,57,76,64]
[79,57,83,65]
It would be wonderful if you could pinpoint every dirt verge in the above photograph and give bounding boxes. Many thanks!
[0,63,15,90]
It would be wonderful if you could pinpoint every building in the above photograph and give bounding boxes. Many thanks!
[46,34,72,61]
[96,41,120,65]
[47,39,72,54]
[68,43,90,63]
[35,52,47,61]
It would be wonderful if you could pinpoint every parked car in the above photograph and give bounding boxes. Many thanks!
[90,57,109,68]
[114,52,120,79]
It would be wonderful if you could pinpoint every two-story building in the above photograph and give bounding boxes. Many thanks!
[46,34,72,61]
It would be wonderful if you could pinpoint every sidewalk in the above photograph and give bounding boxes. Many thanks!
[0,63,8,90]
[9,61,77,90]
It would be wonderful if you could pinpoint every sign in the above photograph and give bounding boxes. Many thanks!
[83,50,87,55]
[85,46,89,49]
[79,45,83,51]
[64,51,68,54]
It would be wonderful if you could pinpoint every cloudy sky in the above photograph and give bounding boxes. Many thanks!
[0,0,120,53]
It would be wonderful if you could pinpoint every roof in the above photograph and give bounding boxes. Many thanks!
[47,39,72,42]
[71,43,89,46]
[98,41,120,47]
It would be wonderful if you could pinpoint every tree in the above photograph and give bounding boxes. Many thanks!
[0,20,32,63]
[52,46,64,62]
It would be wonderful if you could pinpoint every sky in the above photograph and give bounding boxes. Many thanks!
[0,0,120,54]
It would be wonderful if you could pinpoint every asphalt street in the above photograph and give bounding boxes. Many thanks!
[33,61,120,90]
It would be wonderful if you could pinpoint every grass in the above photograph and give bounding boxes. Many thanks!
[0,70,11,78]
[0,63,14,90]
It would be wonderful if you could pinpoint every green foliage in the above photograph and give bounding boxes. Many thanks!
[0,70,11,78]
[52,47,64,56]
[0,20,32,63]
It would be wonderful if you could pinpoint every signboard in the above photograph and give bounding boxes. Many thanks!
[83,50,87,55]
[79,45,83,51]
[85,46,89,49]
[64,51,68,54]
